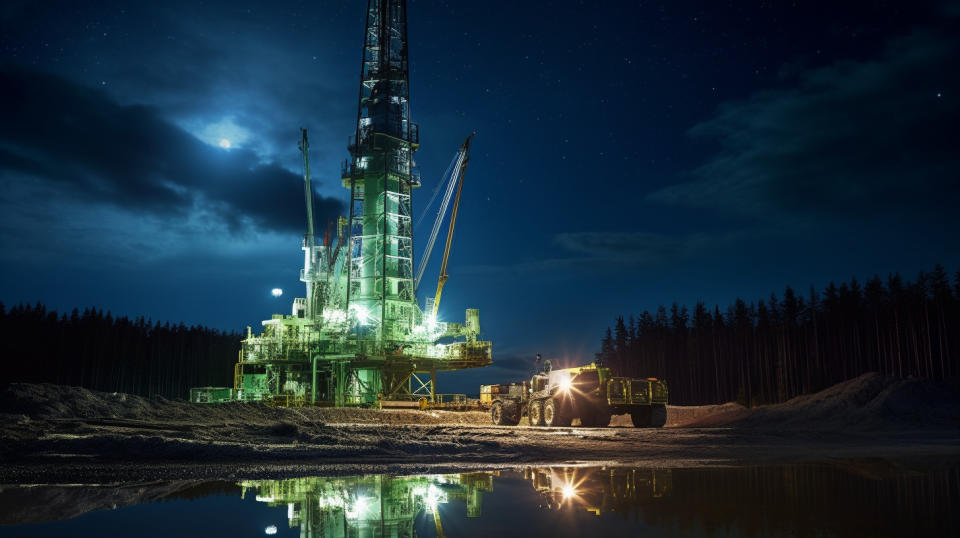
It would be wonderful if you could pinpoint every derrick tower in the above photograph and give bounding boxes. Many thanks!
[343,0,420,344]
[191,0,492,407]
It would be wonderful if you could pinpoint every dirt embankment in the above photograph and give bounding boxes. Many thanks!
[0,383,490,427]
[0,373,957,482]
[4,373,954,432]
[666,373,960,431]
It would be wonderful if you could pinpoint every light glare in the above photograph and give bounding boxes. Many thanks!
[271,288,283,297]
[351,304,370,325]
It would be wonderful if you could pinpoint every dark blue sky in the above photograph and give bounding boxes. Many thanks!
[2,0,958,392]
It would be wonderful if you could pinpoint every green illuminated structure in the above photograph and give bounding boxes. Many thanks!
[194,0,491,406]
[240,468,671,535]
[241,473,493,537]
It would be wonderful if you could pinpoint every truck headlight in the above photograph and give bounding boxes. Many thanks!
[559,377,572,392]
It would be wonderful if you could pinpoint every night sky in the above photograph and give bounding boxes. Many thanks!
[2,1,958,393]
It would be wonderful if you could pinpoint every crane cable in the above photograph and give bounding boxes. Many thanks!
[430,133,474,319]
[414,138,469,289]
[415,156,457,230]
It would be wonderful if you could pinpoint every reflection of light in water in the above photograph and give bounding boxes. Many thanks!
[264,525,277,535]
[549,469,593,508]
[412,483,446,513]
[346,495,370,519]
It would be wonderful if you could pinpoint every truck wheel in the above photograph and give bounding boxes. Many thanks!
[502,402,520,425]
[631,407,652,427]
[594,411,611,427]
[529,400,544,426]
[578,410,596,427]
[543,399,571,427]
[650,404,667,428]
[578,408,610,428]
[491,401,507,425]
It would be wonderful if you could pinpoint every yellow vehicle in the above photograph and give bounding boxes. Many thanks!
[485,361,668,427]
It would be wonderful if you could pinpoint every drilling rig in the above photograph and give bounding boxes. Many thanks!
[191,0,491,407]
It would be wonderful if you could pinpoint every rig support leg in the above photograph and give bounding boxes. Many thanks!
[311,355,318,405]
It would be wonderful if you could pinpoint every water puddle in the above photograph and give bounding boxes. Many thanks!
[1,462,957,537]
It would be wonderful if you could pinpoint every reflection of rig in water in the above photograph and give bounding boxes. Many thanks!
[524,466,672,516]
[241,468,671,535]
[241,473,493,537]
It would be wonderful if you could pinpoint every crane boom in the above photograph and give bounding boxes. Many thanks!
[415,147,463,289]
[431,133,474,319]
[299,128,315,243]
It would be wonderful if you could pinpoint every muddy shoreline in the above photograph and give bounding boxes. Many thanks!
[2,374,957,484]
[3,423,957,483]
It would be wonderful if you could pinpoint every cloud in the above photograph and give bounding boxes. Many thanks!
[487,354,538,374]
[459,230,741,276]
[0,169,291,267]
[0,65,343,235]
[0,1,356,180]
[648,29,960,221]
[553,231,716,262]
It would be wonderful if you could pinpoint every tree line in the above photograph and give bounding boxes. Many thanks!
[596,265,960,406]
[0,302,241,399]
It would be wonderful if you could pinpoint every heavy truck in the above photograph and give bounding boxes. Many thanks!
[481,361,668,428]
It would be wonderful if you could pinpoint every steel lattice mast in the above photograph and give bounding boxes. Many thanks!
[343,0,421,346]
[191,0,492,408]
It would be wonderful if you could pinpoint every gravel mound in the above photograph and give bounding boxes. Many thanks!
[0,383,489,426]
[680,373,960,431]
[6,374,953,433]
[666,403,750,427]
[1,378,958,475]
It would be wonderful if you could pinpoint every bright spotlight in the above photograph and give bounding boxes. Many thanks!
[264,525,278,535]
[351,304,370,325]
[219,138,231,149]
[346,495,370,518]
[562,484,576,500]
[271,288,283,297]
[558,376,572,392]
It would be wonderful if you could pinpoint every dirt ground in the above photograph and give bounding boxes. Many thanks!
[1,373,957,483]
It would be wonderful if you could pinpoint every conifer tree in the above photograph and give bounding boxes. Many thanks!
[597,265,958,405]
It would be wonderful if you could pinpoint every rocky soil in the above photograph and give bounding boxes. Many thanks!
[1,373,957,483]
